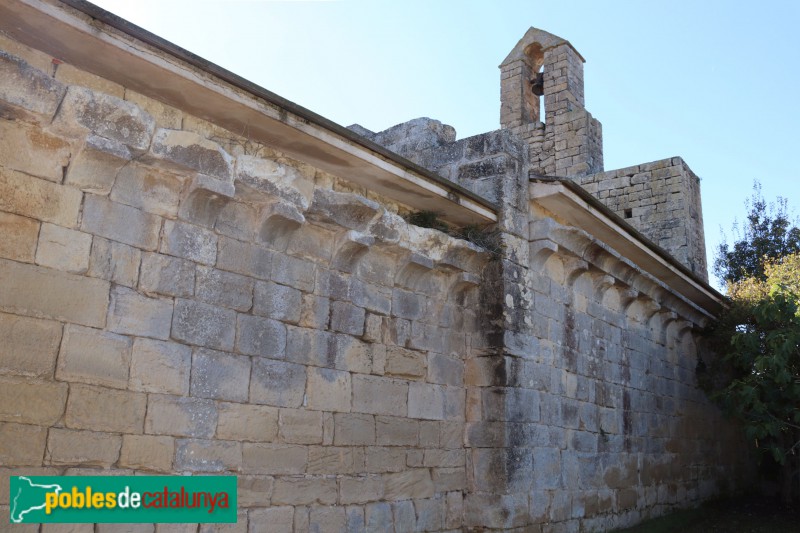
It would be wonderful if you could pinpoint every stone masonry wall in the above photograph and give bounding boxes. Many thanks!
[0,23,748,533]
[0,34,492,532]
[573,158,708,281]
[460,209,748,531]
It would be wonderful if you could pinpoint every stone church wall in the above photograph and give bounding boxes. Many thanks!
[0,18,750,533]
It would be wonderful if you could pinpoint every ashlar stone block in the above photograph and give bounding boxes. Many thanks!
[144,394,217,438]
[119,434,175,472]
[139,252,195,298]
[278,408,323,444]
[171,298,236,351]
[88,237,141,287]
[52,86,155,153]
[249,359,306,408]
[307,367,351,412]
[190,348,251,402]
[0,50,67,124]
[46,428,121,468]
[129,338,191,395]
[253,281,301,324]
[81,195,161,251]
[0,377,67,425]
[0,312,62,378]
[65,384,146,434]
[161,219,217,265]
[0,422,48,466]
[0,120,71,183]
[0,168,83,227]
[107,285,173,339]
[110,163,184,217]
[64,134,133,194]
[216,402,278,443]
[56,325,131,389]
[195,266,254,312]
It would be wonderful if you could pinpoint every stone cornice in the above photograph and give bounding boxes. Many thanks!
[0,0,497,226]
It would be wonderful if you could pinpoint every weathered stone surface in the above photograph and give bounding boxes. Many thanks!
[111,163,184,217]
[0,168,82,227]
[145,395,217,438]
[119,434,175,472]
[306,188,380,231]
[56,325,131,388]
[237,475,274,507]
[0,422,48,466]
[0,377,67,425]
[107,286,173,339]
[0,312,62,377]
[88,237,141,287]
[271,477,337,505]
[0,260,108,327]
[54,62,125,98]
[384,346,426,379]
[352,375,408,417]
[216,237,272,280]
[408,383,446,420]
[139,252,195,298]
[161,220,217,265]
[250,359,306,408]
[235,155,310,208]
[0,211,38,263]
[278,408,322,444]
[190,348,251,402]
[236,314,286,358]
[129,338,191,394]
[46,428,121,467]
[81,194,161,250]
[333,413,375,445]
[391,290,426,320]
[196,266,254,311]
[242,443,307,475]
[0,50,66,123]
[64,134,132,193]
[171,298,236,350]
[175,438,241,472]
[124,90,183,129]
[340,476,384,505]
[365,502,393,533]
[295,437,341,467]
[253,281,301,323]
[215,201,258,241]
[271,253,315,292]
[0,120,71,182]
[65,384,146,433]
[308,505,347,532]
[383,469,435,500]
[35,223,92,274]
[217,402,278,442]
[330,301,366,336]
[145,128,233,180]
[307,367,352,412]
[52,86,155,152]
[178,172,236,226]
[375,416,418,446]
[248,506,294,533]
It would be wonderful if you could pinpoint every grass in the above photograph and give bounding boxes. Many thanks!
[612,497,800,533]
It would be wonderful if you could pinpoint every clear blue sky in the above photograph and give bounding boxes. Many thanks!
[92,0,800,288]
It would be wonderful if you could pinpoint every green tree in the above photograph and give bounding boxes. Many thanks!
[701,254,800,503]
[713,181,800,284]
